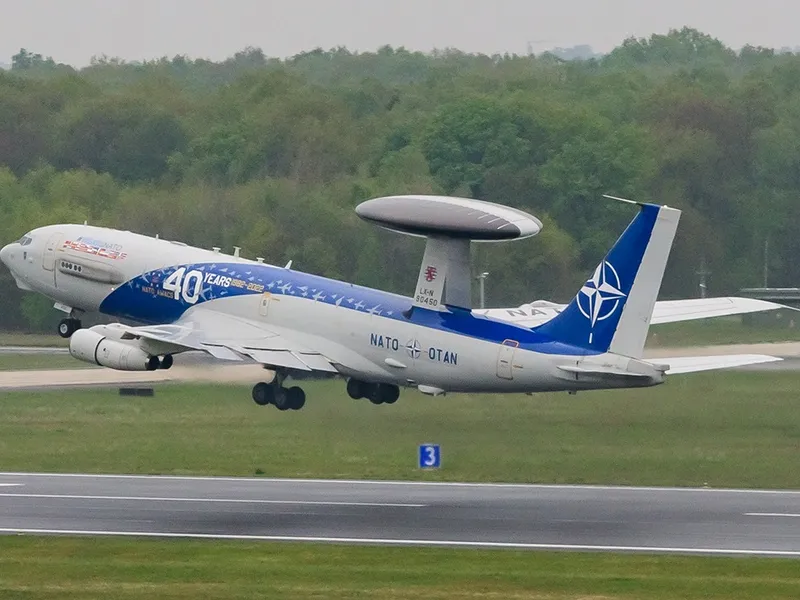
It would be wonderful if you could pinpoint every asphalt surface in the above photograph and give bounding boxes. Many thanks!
[1,473,799,556]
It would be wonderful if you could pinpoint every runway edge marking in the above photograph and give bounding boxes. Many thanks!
[2,472,800,495]
[0,492,424,508]
[0,528,799,557]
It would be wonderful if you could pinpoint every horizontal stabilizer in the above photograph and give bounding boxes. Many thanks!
[649,297,792,324]
[483,297,787,328]
[557,365,653,379]
[657,354,782,374]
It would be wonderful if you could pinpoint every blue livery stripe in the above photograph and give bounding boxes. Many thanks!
[99,262,598,356]
[534,204,660,352]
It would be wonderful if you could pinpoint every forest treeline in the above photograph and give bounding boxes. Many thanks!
[2,27,800,330]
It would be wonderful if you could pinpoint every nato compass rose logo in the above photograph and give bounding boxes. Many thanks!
[577,261,626,344]
[406,339,422,359]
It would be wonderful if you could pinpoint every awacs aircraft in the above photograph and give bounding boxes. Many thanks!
[0,195,781,411]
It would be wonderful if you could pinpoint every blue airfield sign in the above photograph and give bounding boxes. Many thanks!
[418,444,441,469]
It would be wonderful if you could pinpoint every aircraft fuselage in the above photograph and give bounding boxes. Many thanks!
[0,223,663,395]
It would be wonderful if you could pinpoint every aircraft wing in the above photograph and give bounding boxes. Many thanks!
[481,297,787,328]
[116,309,342,374]
[655,354,782,374]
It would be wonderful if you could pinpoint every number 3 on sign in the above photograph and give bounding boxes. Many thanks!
[418,444,441,469]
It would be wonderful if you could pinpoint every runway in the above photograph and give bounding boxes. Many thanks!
[1,472,799,556]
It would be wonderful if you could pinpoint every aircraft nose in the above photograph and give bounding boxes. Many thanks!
[0,243,13,267]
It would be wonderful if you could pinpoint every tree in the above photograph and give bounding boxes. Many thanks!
[421,96,533,196]
[55,100,186,182]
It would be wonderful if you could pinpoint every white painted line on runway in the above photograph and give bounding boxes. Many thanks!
[745,513,800,518]
[0,527,798,557]
[0,493,424,508]
[0,484,22,487]
[2,471,800,495]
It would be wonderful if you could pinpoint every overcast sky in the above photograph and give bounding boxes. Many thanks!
[1,0,797,66]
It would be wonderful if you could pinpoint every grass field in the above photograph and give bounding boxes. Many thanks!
[2,370,798,598]
[0,353,92,370]
[0,332,67,347]
[0,538,798,600]
[646,316,800,347]
[1,371,799,488]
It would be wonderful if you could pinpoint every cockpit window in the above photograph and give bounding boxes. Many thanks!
[18,235,33,246]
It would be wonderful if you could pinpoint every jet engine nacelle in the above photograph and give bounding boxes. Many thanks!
[69,328,160,371]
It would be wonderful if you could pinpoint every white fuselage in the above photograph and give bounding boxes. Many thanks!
[0,224,664,393]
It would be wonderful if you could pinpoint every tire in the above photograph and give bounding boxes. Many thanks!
[58,319,73,338]
[287,386,306,410]
[273,388,291,411]
[382,385,400,404]
[252,382,272,406]
[160,354,174,370]
[346,378,364,399]
[367,384,384,405]
[57,318,81,339]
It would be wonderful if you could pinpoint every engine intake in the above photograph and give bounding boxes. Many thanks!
[69,328,159,371]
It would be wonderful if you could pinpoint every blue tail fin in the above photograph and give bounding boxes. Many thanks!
[535,203,681,356]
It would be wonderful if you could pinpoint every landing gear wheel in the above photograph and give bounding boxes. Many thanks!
[160,354,174,370]
[367,384,384,405]
[57,318,81,339]
[383,385,400,404]
[252,382,273,406]
[286,386,306,410]
[272,388,291,411]
[367,384,400,405]
[346,378,364,399]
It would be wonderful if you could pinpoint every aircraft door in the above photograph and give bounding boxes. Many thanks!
[42,233,62,286]
[496,339,519,380]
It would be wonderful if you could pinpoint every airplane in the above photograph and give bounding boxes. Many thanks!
[0,195,782,411]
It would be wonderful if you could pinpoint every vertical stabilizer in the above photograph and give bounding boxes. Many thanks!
[413,237,471,310]
[609,205,680,357]
[534,203,681,357]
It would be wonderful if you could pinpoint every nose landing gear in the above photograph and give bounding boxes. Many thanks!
[57,317,82,339]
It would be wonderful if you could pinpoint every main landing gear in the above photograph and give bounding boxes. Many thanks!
[252,379,306,411]
[346,379,400,405]
[57,317,82,338]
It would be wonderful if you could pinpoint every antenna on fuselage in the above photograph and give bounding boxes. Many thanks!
[233,246,241,258]
[284,260,292,270]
